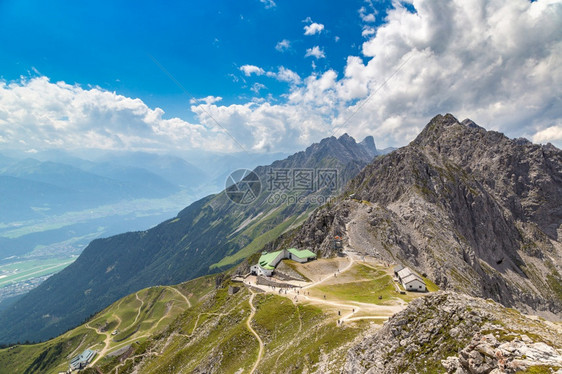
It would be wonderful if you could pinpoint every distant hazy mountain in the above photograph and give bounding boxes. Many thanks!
[0,158,178,223]
[93,152,209,189]
[0,134,380,344]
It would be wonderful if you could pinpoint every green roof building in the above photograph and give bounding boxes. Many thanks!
[251,248,317,277]
[70,349,96,370]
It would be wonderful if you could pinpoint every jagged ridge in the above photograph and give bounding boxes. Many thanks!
[283,114,562,317]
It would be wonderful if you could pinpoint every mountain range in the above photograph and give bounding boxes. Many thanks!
[281,114,562,317]
[0,134,382,344]
[0,114,560,373]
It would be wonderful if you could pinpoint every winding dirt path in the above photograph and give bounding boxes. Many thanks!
[247,291,264,374]
[166,286,191,308]
[86,287,192,370]
[89,312,123,366]
[302,253,355,290]
[132,291,144,326]
[250,248,404,326]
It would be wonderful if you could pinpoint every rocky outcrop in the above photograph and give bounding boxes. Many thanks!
[442,333,562,374]
[285,114,562,317]
[344,292,562,374]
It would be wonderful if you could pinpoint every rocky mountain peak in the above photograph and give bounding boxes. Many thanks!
[337,133,354,142]
[283,114,562,318]
[275,132,378,170]
[360,135,378,158]
[461,117,484,130]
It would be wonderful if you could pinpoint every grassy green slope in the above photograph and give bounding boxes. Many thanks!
[210,207,313,270]
[0,277,210,374]
[0,258,437,374]
[124,285,369,374]
[0,135,376,345]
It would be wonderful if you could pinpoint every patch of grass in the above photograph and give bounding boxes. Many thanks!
[422,276,440,292]
[210,211,303,270]
[312,273,400,305]
[141,288,258,374]
[519,365,562,373]
[547,273,562,301]
[257,297,364,373]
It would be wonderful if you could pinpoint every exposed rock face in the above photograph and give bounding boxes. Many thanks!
[344,292,562,374]
[442,333,562,374]
[286,114,562,317]
[360,135,379,158]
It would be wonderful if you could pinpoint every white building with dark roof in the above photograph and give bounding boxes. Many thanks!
[396,266,427,292]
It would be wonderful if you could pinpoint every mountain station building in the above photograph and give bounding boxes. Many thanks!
[69,349,96,371]
[251,248,317,277]
[394,266,427,292]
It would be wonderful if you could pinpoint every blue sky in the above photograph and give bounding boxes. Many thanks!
[0,0,560,155]
[0,0,391,121]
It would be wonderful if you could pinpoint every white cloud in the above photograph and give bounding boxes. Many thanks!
[190,96,222,105]
[361,27,375,37]
[338,0,562,146]
[275,39,291,52]
[533,124,562,144]
[266,67,301,85]
[0,77,229,152]
[259,0,276,9]
[2,0,561,155]
[275,67,302,85]
[305,46,326,59]
[359,6,376,22]
[304,22,324,35]
[240,65,265,76]
[251,82,267,94]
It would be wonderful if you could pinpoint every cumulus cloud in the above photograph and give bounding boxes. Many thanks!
[240,65,301,86]
[275,39,291,52]
[2,0,561,154]
[190,96,222,105]
[0,77,231,152]
[337,0,562,146]
[304,22,324,35]
[533,125,562,144]
[266,67,301,85]
[305,46,326,59]
[240,65,265,76]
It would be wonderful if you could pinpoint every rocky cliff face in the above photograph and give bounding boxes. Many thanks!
[285,114,562,317]
[344,292,562,374]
